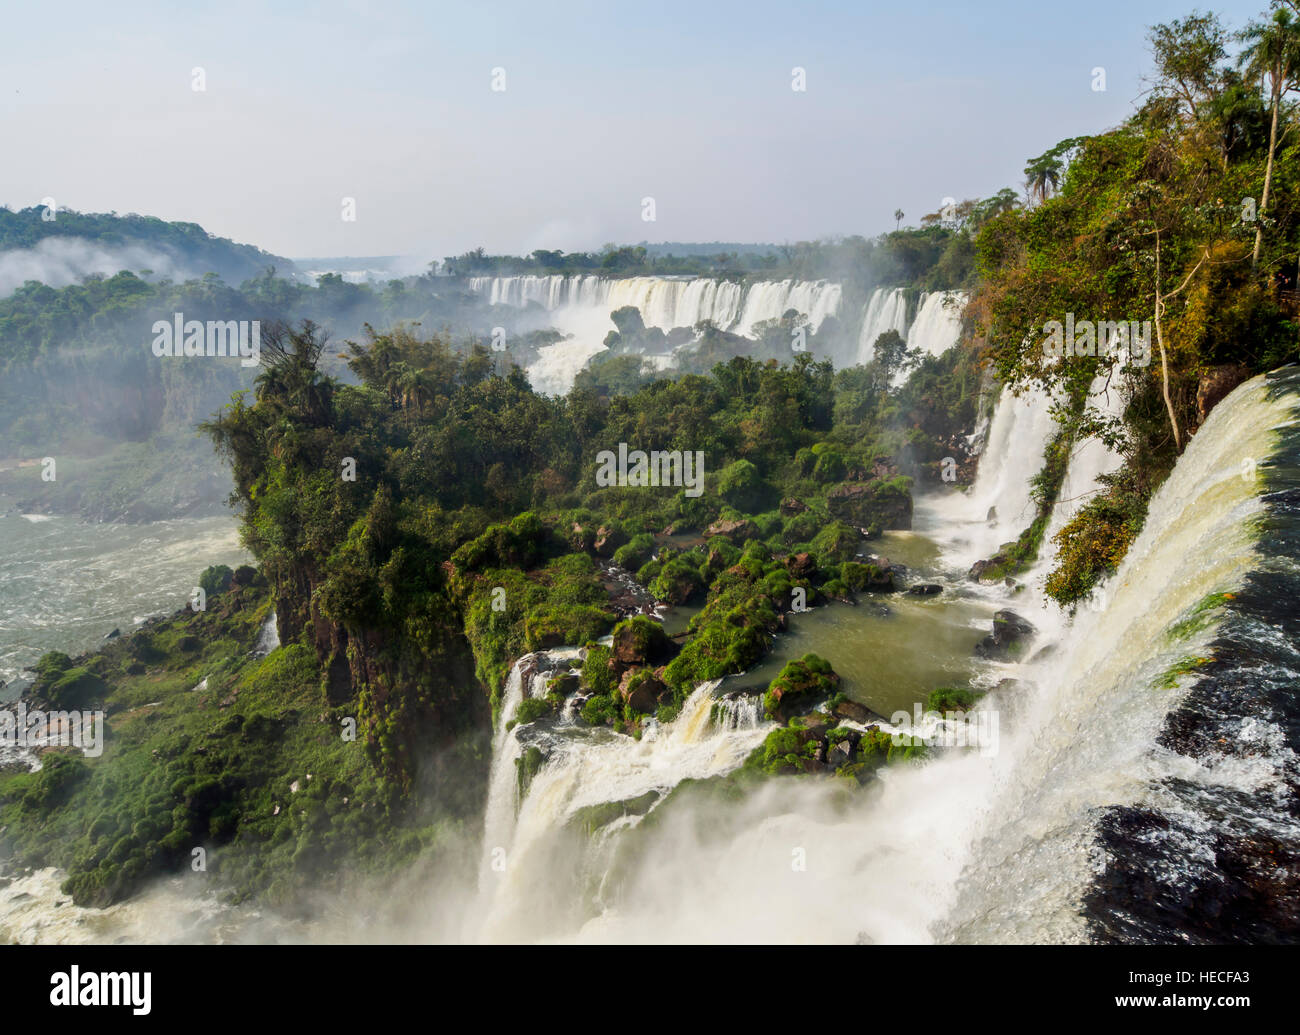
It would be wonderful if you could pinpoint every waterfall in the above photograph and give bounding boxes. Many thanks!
[856,288,967,372]
[915,383,1060,569]
[938,369,1300,942]
[1035,369,1129,573]
[253,611,279,655]
[907,291,967,360]
[856,287,909,363]
[466,275,842,394]
[475,676,773,940]
[462,369,1297,944]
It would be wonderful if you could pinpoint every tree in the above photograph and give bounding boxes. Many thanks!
[1023,138,1087,206]
[894,208,904,231]
[1238,7,1300,267]
[870,329,916,393]
[1147,13,1229,121]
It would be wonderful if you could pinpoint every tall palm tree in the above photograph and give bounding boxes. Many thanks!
[1023,156,1062,205]
[893,208,904,231]
[1238,7,1300,268]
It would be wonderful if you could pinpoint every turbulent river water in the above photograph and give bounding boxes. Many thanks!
[3,367,1298,944]
[0,511,249,701]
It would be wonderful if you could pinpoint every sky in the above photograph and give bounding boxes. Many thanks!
[0,0,1277,262]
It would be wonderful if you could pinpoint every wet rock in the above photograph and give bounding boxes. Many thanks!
[832,698,886,725]
[103,628,121,640]
[618,667,670,713]
[975,609,1036,659]
[908,583,943,596]
[548,671,580,697]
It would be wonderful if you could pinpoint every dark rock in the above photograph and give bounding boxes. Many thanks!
[908,583,943,596]
[779,497,809,517]
[825,478,912,533]
[975,609,1036,659]
[103,628,121,640]
[833,699,887,725]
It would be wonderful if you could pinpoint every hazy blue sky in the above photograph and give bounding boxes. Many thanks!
[0,0,1274,261]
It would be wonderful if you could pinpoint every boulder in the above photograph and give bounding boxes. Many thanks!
[779,497,809,517]
[611,615,673,669]
[593,525,627,557]
[619,667,670,713]
[907,583,943,596]
[825,479,912,534]
[832,698,886,725]
[785,551,817,579]
[975,610,1036,659]
[705,517,758,542]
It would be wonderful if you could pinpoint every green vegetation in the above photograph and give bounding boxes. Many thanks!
[974,8,1300,601]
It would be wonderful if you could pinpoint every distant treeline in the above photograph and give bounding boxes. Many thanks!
[0,206,291,286]
[439,193,1021,291]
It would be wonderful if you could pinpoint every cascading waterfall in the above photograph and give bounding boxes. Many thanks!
[475,675,772,941]
[856,288,967,373]
[464,369,1297,945]
[915,382,1060,569]
[938,369,1300,942]
[856,287,909,363]
[466,275,842,395]
[907,291,967,361]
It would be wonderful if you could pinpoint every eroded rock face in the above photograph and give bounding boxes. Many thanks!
[779,497,809,517]
[975,609,1036,659]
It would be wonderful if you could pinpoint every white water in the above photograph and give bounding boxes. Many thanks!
[468,275,842,394]
[0,513,249,696]
[856,287,909,363]
[856,288,967,377]
[908,291,967,361]
[915,383,1060,569]
[474,674,772,941]
[473,372,1288,944]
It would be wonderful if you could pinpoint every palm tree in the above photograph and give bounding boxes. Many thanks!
[893,209,904,231]
[1023,155,1063,205]
[1238,8,1300,268]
